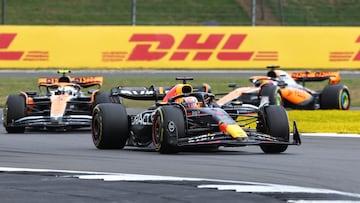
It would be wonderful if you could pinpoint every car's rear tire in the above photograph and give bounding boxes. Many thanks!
[152,106,185,154]
[92,103,129,149]
[92,91,120,110]
[4,94,26,133]
[259,105,289,153]
[320,85,350,110]
[259,85,282,105]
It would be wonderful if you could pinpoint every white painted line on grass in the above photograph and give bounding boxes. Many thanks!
[302,133,360,138]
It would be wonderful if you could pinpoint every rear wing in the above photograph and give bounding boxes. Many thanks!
[291,71,341,85]
[111,86,171,101]
[111,84,211,101]
[37,76,103,88]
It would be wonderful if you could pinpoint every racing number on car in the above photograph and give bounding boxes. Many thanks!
[127,34,254,61]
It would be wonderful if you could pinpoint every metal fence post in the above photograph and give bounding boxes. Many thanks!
[251,0,256,26]
[1,0,5,24]
[131,0,136,25]
[278,0,284,25]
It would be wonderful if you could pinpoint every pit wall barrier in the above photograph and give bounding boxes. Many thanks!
[0,25,360,69]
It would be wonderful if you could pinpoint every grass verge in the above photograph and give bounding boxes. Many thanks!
[288,110,360,134]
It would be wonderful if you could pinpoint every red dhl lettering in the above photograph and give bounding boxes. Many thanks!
[127,33,255,61]
[330,34,360,62]
[0,33,24,60]
[353,35,360,61]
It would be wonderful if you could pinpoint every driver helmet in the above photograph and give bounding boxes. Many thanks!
[267,70,277,78]
[182,96,198,108]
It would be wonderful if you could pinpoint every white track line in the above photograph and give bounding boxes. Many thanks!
[1,166,360,200]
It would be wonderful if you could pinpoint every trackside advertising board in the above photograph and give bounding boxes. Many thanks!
[0,26,360,69]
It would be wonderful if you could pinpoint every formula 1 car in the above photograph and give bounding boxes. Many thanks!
[91,77,301,154]
[3,70,116,133]
[217,66,350,110]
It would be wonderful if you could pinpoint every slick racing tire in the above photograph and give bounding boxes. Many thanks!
[320,84,350,110]
[259,105,289,153]
[92,91,120,110]
[259,85,282,105]
[4,94,26,133]
[152,106,185,154]
[92,103,129,149]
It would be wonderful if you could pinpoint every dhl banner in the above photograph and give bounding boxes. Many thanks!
[0,25,360,69]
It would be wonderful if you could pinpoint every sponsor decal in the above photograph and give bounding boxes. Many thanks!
[39,76,100,84]
[119,89,155,96]
[132,111,155,126]
[167,121,176,133]
[188,134,216,143]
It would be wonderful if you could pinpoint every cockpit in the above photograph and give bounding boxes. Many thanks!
[49,85,79,96]
[277,71,299,87]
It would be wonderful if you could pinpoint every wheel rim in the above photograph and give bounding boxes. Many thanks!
[3,104,8,125]
[275,92,282,105]
[152,113,163,150]
[92,111,101,141]
[341,90,350,110]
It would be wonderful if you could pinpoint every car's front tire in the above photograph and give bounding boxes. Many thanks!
[259,105,289,153]
[4,94,26,133]
[152,106,185,154]
[92,103,129,149]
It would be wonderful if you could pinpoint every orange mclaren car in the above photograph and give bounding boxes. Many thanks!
[217,66,350,110]
[3,70,117,133]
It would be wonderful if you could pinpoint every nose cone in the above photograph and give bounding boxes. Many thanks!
[227,124,248,138]
[50,115,62,124]
[219,123,248,138]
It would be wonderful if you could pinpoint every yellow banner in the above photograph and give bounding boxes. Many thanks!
[0,26,359,69]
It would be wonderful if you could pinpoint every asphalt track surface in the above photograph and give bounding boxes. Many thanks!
[1,108,360,202]
[1,70,360,202]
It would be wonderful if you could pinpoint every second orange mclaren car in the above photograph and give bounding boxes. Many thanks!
[217,66,350,110]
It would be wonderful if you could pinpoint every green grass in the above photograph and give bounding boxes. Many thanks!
[5,0,249,25]
[288,110,360,134]
[6,0,132,25]
[265,0,360,26]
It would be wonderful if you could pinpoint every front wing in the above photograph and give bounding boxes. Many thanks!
[177,121,301,147]
[7,115,92,128]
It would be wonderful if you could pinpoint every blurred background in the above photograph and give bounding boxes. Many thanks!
[1,0,359,26]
